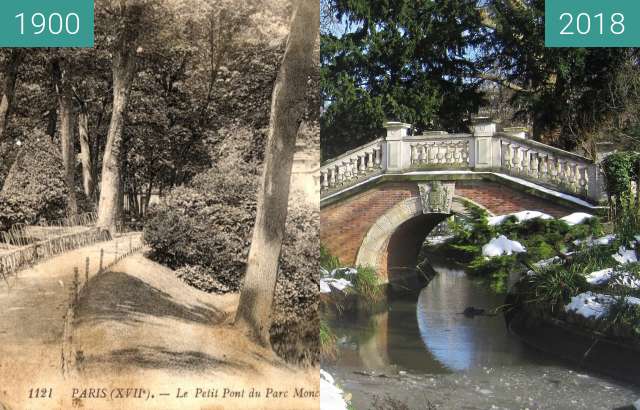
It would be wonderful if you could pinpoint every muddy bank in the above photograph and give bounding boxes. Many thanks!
[328,363,639,409]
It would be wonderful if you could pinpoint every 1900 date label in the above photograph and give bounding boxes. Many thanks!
[0,0,94,48]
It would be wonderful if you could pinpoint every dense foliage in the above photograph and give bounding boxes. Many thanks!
[0,0,292,220]
[437,203,640,341]
[441,204,602,292]
[144,159,320,365]
[320,0,488,159]
[601,151,640,242]
[0,132,69,230]
[321,0,640,159]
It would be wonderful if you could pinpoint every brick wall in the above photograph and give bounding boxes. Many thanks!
[321,180,579,273]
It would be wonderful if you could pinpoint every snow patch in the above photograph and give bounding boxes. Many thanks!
[565,292,615,319]
[488,210,553,226]
[534,256,561,268]
[482,235,526,257]
[560,212,594,226]
[585,268,615,286]
[320,278,352,294]
[585,268,640,289]
[321,369,349,410]
[425,235,453,245]
[613,246,638,264]
[565,292,640,319]
[574,234,616,247]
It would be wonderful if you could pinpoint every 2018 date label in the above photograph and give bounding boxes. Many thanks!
[546,0,640,47]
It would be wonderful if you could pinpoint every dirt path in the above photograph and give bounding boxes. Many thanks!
[0,248,317,409]
[64,254,319,409]
[0,234,143,408]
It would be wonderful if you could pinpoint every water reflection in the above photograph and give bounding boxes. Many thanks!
[329,255,546,374]
[416,261,527,372]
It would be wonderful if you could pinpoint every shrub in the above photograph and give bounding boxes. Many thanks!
[320,244,341,271]
[468,254,519,292]
[0,132,69,230]
[606,295,640,339]
[144,164,257,290]
[351,265,383,304]
[523,265,587,314]
[144,164,320,365]
[270,200,320,366]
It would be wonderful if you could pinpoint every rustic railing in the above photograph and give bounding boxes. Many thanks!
[320,122,604,203]
[0,228,111,279]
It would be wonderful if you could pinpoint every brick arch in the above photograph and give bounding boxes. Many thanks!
[321,179,582,284]
[355,196,486,283]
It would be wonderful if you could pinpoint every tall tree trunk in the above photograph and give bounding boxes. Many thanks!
[143,176,154,217]
[96,5,142,233]
[0,50,25,141]
[78,105,94,198]
[58,75,78,216]
[46,59,62,139]
[234,0,319,347]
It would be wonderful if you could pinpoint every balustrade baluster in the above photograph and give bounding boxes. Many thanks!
[568,163,579,192]
[549,157,559,184]
[453,142,461,164]
[530,153,539,179]
[435,145,444,164]
[444,143,453,164]
[558,159,568,187]
[502,142,511,170]
[520,148,530,176]
[461,141,469,165]
[358,154,365,174]
[511,145,521,173]
[579,167,588,194]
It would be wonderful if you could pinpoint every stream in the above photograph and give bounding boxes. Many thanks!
[325,254,640,409]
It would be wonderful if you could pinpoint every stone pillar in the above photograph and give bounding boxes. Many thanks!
[384,122,411,171]
[470,117,497,170]
[586,164,605,202]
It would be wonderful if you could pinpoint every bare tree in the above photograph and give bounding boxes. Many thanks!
[55,58,79,215]
[77,101,94,199]
[234,0,319,347]
[96,2,144,232]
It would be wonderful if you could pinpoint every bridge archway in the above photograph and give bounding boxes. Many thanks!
[355,196,490,284]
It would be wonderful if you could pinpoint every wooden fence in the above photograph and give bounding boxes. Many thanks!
[0,228,111,280]
[61,234,144,375]
[0,212,97,248]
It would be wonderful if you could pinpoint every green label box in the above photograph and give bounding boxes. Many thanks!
[546,0,640,47]
[0,0,94,48]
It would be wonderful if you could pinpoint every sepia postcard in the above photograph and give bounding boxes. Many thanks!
[0,0,319,409]
[319,0,640,409]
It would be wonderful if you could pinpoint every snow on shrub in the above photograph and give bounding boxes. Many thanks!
[481,235,526,257]
[560,212,594,226]
[565,292,640,320]
[488,210,552,226]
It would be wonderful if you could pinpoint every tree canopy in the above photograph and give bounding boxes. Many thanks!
[321,0,640,159]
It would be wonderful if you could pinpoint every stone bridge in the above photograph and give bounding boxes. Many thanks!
[320,121,605,284]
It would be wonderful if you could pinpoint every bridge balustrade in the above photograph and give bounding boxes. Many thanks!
[320,121,604,203]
